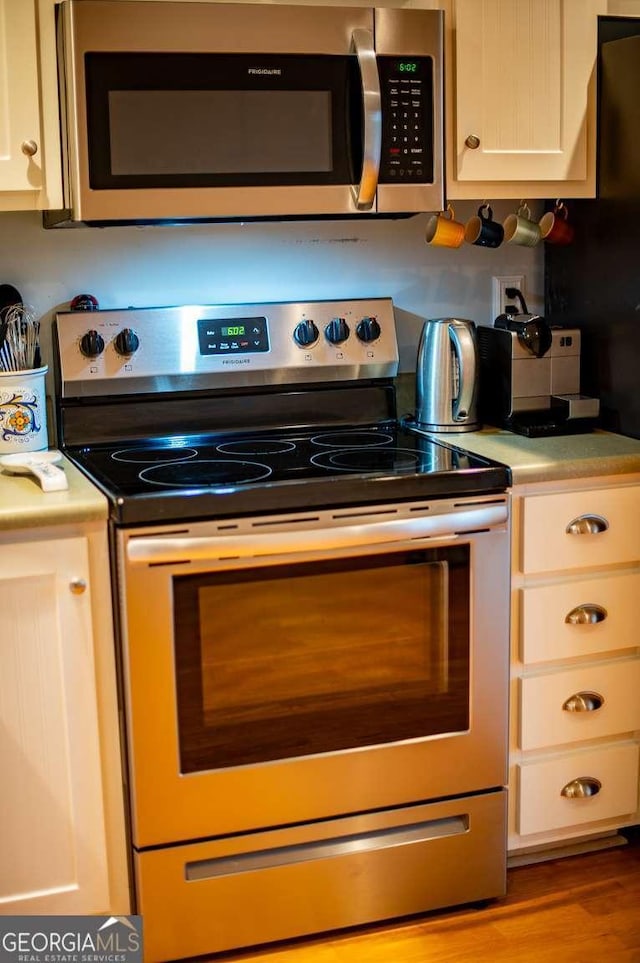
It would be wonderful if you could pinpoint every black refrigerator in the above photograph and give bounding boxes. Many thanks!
[545,16,640,440]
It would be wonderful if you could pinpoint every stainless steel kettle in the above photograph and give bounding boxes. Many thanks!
[414,318,480,432]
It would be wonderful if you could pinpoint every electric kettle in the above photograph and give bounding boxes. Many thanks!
[414,318,480,432]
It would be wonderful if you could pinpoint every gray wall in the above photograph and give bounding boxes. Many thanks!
[0,200,543,382]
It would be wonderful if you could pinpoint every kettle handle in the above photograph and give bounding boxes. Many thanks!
[449,321,477,421]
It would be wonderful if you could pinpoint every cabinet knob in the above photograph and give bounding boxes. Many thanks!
[465,134,481,149]
[69,578,87,595]
[565,513,609,535]
[21,140,38,157]
[560,776,602,799]
[562,691,604,713]
[565,603,608,625]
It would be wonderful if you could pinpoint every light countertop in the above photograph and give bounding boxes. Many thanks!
[430,427,640,485]
[2,428,639,534]
[0,454,108,532]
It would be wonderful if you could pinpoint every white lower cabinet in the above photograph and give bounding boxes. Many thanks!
[508,476,640,856]
[0,527,129,914]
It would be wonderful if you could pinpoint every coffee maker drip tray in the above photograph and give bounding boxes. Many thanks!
[506,395,600,438]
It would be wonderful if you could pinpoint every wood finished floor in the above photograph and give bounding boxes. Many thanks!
[205,830,640,963]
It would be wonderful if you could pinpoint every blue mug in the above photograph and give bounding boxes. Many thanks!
[464,204,504,248]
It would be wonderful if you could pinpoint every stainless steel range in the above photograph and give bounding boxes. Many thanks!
[54,298,510,963]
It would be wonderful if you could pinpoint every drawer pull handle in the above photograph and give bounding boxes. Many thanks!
[562,691,604,713]
[565,603,608,625]
[560,776,602,799]
[566,514,609,536]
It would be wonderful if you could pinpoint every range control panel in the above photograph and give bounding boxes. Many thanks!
[379,56,433,184]
[55,298,399,397]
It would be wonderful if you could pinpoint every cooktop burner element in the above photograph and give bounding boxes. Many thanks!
[139,459,273,488]
[112,446,199,463]
[54,297,510,524]
[310,430,394,448]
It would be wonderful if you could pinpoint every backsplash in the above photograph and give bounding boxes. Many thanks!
[0,200,543,379]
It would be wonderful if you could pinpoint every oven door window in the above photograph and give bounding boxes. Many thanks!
[85,53,360,189]
[173,546,469,773]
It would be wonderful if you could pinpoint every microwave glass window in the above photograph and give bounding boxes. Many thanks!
[108,90,333,176]
[85,53,356,188]
[173,546,470,773]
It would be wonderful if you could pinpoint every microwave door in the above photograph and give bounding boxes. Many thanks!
[61,2,379,222]
[72,50,370,222]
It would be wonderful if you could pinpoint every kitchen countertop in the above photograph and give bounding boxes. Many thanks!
[0,453,108,532]
[431,427,640,485]
[2,429,640,533]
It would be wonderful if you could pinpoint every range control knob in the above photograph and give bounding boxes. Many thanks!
[325,317,350,345]
[114,328,140,356]
[293,319,319,347]
[79,329,105,358]
[356,316,381,343]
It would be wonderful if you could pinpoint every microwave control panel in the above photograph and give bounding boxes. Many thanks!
[378,57,434,184]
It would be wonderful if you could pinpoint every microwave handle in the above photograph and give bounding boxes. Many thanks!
[351,28,381,211]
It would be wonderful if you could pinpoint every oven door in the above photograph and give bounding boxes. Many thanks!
[117,496,509,848]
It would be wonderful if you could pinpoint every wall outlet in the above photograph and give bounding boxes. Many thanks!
[492,275,525,320]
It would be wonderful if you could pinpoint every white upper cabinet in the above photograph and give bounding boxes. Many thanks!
[448,0,602,199]
[0,0,43,205]
[0,0,62,211]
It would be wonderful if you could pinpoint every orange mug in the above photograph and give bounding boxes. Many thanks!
[539,201,574,245]
[425,204,465,248]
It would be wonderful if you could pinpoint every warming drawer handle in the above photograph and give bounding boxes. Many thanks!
[565,603,608,625]
[351,28,381,212]
[560,776,602,799]
[562,691,604,713]
[565,513,609,536]
[126,504,508,565]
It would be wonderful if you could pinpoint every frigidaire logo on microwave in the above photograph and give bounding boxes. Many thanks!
[247,67,282,75]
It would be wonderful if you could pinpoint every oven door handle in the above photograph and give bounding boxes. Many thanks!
[126,504,507,565]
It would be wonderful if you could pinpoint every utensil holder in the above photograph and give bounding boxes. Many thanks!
[0,366,48,453]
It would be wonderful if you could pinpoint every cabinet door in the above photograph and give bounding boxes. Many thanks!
[0,536,109,913]
[0,0,43,202]
[452,0,599,190]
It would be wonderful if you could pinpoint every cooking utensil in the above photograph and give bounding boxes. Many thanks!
[0,450,68,491]
[0,284,22,354]
[0,302,41,371]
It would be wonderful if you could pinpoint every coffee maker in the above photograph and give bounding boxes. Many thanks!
[476,309,600,437]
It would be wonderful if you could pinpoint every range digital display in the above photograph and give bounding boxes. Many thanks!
[197,317,269,355]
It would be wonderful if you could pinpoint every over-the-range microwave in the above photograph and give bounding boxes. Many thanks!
[47,0,444,226]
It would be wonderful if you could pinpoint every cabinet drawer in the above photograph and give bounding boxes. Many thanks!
[517,743,639,836]
[521,486,640,574]
[520,571,640,664]
[520,658,640,750]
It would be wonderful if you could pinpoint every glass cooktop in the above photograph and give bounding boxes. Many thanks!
[65,422,510,525]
